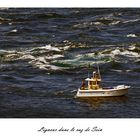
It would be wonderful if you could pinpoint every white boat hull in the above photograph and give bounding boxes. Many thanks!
[76,86,130,98]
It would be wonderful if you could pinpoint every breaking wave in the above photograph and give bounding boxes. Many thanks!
[0,43,139,73]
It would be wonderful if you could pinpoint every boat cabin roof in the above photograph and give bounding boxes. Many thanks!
[85,78,95,81]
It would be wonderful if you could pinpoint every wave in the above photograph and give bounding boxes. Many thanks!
[0,43,139,72]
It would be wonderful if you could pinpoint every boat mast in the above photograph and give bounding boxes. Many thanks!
[96,62,101,80]
[87,63,90,78]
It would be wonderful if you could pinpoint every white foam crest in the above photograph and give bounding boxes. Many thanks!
[18,54,35,60]
[109,21,120,25]
[28,57,49,70]
[120,50,139,57]
[28,44,61,54]
[0,49,16,54]
[29,60,63,70]
[60,45,70,51]
[10,29,18,33]
[126,34,137,38]
[30,57,48,64]
[0,49,23,57]
[111,69,122,72]
[39,44,61,52]
[73,21,93,28]
[0,49,24,62]
[0,17,5,21]
[128,45,137,50]
[0,50,9,54]
[0,16,11,22]
[47,65,63,70]
[8,22,12,25]
[45,54,64,60]
[123,19,140,24]
[111,49,121,55]
[0,47,64,70]
[135,59,140,63]
[111,49,139,57]
[111,69,132,73]
[94,22,102,25]
[26,54,65,70]
[30,62,48,70]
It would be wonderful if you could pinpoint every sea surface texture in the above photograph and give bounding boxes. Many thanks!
[0,8,140,118]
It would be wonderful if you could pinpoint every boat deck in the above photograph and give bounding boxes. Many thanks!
[76,86,130,98]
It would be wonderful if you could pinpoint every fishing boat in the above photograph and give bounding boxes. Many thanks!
[76,64,130,98]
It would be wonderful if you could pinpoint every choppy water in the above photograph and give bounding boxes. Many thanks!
[0,8,140,118]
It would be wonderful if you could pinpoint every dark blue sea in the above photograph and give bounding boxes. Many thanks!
[0,8,140,118]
